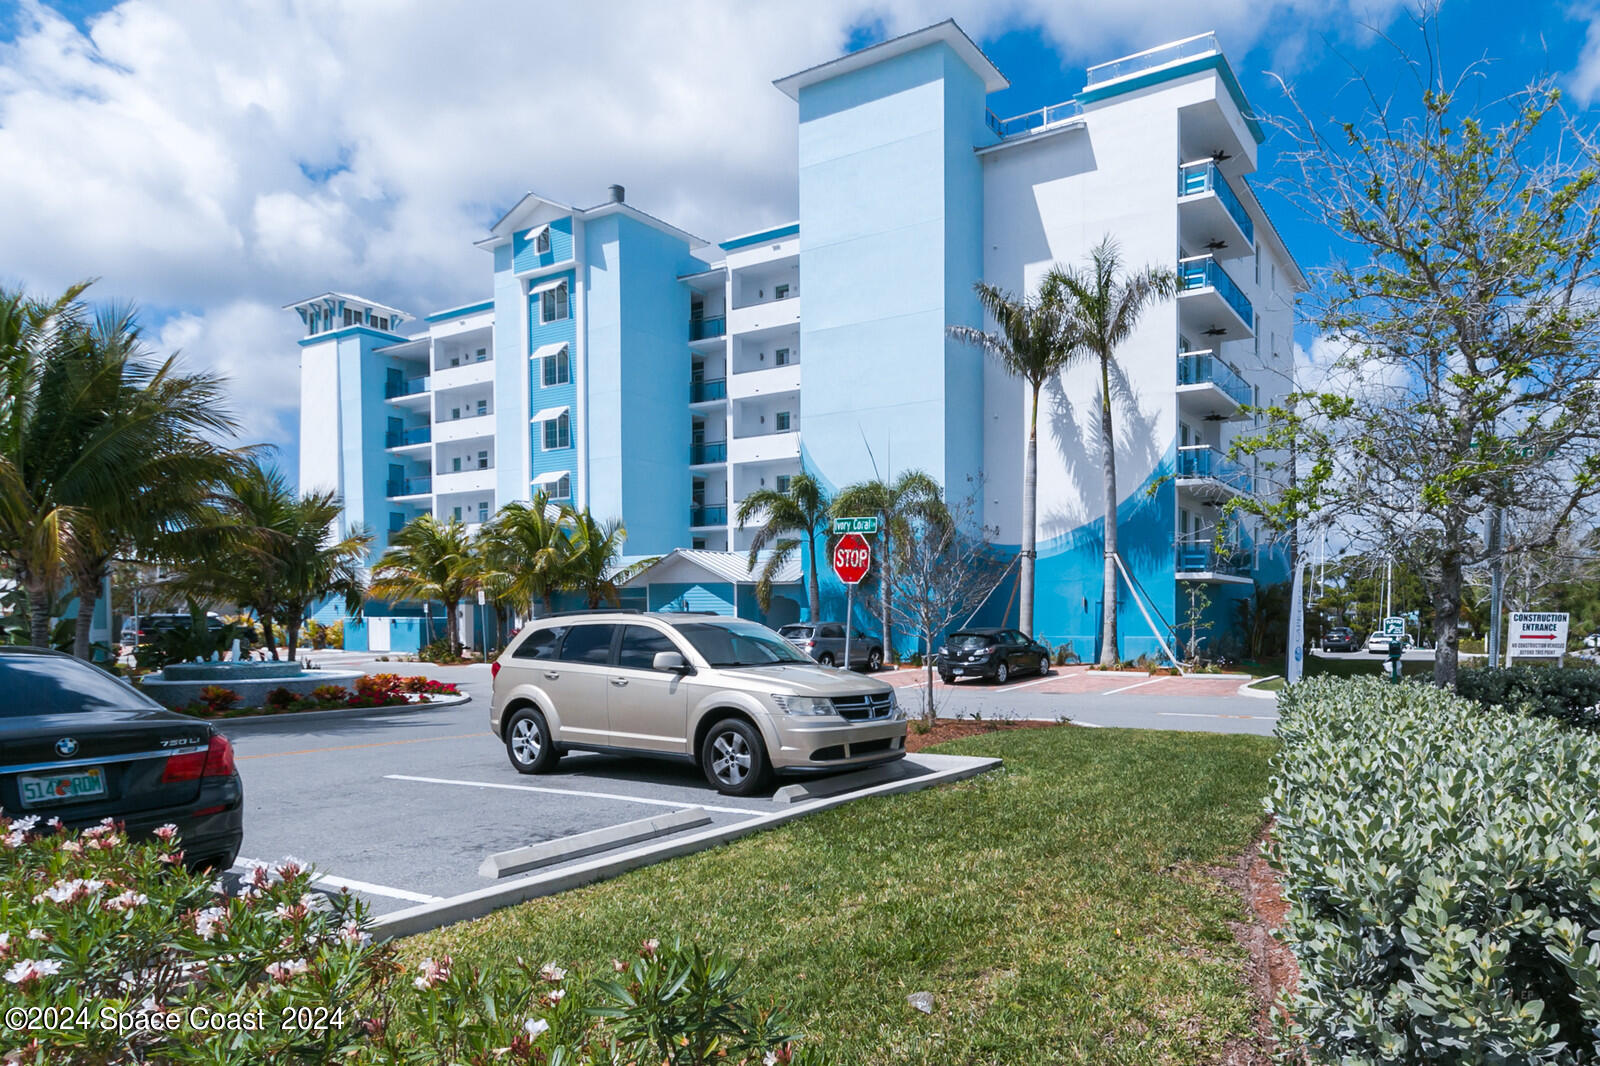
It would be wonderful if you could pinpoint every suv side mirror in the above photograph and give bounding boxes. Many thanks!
[653,651,689,673]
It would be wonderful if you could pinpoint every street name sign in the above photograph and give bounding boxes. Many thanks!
[1508,611,1569,660]
[832,533,871,585]
[832,516,879,535]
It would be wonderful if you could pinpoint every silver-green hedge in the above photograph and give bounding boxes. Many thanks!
[1269,676,1600,1063]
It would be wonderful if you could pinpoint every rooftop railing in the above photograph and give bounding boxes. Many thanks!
[1086,32,1221,87]
[385,426,431,448]
[1176,445,1252,493]
[1178,255,1253,327]
[1178,161,1254,245]
[690,316,726,342]
[984,100,1083,139]
[1177,350,1252,408]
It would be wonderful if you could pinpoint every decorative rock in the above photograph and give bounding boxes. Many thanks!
[906,992,934,1014]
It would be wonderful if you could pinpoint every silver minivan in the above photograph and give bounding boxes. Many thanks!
[778,622,884,671]
[490,612,907,796]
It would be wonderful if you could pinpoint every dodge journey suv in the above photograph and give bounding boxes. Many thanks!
[490,612,907,795]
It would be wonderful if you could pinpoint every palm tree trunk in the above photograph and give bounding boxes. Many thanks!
[285,619,300,662]
[1021,383,1040,636]
[445,598,461,654]
[259,608,278,660]
[878,525,892,661]
[1098,354,1120,667]
[807,528,821,620]
[71,564,104,660]
[25,574,53,649]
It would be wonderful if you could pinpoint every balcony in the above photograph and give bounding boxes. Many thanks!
[1177,350,1251,420]
[728,296,800,337]
[1178,255,1253,338]
[385,426,431,449]
[689,442,727,465]
[690,316,726,343]
[985,100,1082,139]
[1178,161,1253,252]
[385,477,432,498]
[690,505,727,527]
[729,429,801,466]
[729,362,801,399]
[690,379,727,403]
[1086,32,1220,88]
[433,412,495,444]
[1175,541,1253,584]
[433,467,496,496]
[1176,445,1252,501]
[432,358,494,390]
[385,376,429,400]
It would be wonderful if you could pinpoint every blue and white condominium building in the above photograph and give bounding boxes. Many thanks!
[291,21,1303,659]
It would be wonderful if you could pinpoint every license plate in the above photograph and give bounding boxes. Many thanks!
[953,668,968,676]
[18,767,106,807]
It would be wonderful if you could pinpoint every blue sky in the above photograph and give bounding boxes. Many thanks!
[2,0,1597,484]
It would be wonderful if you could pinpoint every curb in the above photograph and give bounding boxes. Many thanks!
[370,753,1000,940]
[480,807,711,879]
[212,692,471,728]
[1237,677,1280,701]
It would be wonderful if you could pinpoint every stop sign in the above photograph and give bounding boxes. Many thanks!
[832,532,871,585]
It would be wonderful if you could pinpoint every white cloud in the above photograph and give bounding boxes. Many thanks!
[1572,9,1600,103]
[1,0,1401,476]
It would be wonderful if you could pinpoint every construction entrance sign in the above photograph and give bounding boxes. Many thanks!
[1507,612,1569,661]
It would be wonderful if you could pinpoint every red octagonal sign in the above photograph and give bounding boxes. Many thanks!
[832,532,871,585]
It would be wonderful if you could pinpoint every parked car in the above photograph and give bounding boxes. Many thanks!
[490,612,907,796]
[777,622,884,671]
[936,628,1050,685]
[121,612,224,647]
[1366,631,1402,654]
[0,647,243,870]
[1321,626,1358,653]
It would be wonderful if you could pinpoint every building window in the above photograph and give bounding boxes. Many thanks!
[553,475,571,500]
[692,537,706,550]
[543,345,570,386]
[478,501,489,522]
[775,411,791,432]
[389,512,405,533]
[452,506,462,520]
[776,474,791,494]
[535,229,550,254]
[476,347,487,362]
[450,356,460,367]
[691,360,704,383]
[376,317,388,331]
[543,412,571,450]
[453,456,462,472]
[775,283,790,300]
[541,282,569,323]
[477,450,489,470]
[775,347,790,366]
[451,407,460,420]
[476,399,487,416]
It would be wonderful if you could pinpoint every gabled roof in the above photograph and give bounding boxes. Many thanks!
[620,549,802,588]
[773,19,1008,101]
[476,190,708,252]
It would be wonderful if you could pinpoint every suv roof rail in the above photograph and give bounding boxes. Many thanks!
[529,609,643,619]
[656,610,725,616]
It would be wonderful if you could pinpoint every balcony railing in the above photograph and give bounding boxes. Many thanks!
[1175,541,1250,576]
[689,442,727,464]
[1086,32,1220,87]
[1177,445,1252,493]
[1177,350,1252,408]
[984,99,1083,138]
[1178,255,1253,327]
[385,477,432,498]
[690,379,727,402]
[690,505,727,527]
[385,376,429,399]
[690,316,726,341]
[1178,161,1254,244]
[385,426,431,448]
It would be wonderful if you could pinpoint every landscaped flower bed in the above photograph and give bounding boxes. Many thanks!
[179,674,460,718]
[0,817,820,1064]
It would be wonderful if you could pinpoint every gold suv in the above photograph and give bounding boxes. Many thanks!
[490,612,907,796]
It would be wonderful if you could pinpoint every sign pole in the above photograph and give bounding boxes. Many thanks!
[843,584,853,671]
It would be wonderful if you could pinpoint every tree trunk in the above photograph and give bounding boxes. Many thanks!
[72,564,103,660]
[1431,555,1463,688]
[1021,383,1040,636]
[25,574,53,649]
[258,608,278,661]
[878,522,892,662]
[1098,354,1120,667]
[807,530,821,621]
[285,619,300,662]
[924,633,935,723]
[445,599,461,655]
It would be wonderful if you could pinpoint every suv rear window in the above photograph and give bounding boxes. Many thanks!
[948,632,995,650]
[778,626,813,639]
[512,626,567,660]
[557,624,617,664]
[0,654,161,714]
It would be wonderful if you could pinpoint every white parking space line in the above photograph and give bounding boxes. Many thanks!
[235,858,443,904]
[1103,676,1171,696]
[385,774,762,817]
[996,673,1062,692]
[1156,711,1279,722]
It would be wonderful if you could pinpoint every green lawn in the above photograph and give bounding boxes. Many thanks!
[407,728,1277,1064]
[1236,653,1434,682]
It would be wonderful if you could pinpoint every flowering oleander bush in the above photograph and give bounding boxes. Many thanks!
[1268,677,1600,1062]
[0,817,824,1065]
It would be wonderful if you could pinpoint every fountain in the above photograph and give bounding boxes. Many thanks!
[137,652,364,711]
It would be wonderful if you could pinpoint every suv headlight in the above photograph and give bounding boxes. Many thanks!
[888,689,904,720]
[772,694,834,716]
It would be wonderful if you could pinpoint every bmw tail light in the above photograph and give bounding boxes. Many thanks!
[161,750,205,783]
[201,735,235,778]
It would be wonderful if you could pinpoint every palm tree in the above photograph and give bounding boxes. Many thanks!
[371,514,479,655]
[272,492,370,661]
[949,284,1073,637]
[562,511,630,609]
[831,470,946,658]
[1041,236,1177,666]
[481,495,573,617]
[735,472,829,619]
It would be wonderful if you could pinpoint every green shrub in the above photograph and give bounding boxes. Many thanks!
[196,686,239,714]
[418,638,462,664]
[325,620,345,649]
[1455,664,1600,730]
[263,686,298,710]
[1052,641,1079,666]
[1269,677,1600,1062]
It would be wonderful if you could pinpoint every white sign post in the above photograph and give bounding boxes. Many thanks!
[1507,611,1569,663]
[1286,557,1305,685]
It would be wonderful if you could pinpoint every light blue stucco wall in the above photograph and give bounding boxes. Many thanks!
[339,332,424,559]
[493,242,527,505]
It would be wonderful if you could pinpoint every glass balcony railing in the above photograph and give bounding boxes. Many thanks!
[1175,541,1251,576]
[385,426,431,448]
[690,505,727,527]
[690,379,726,402]
[1177,350,1252,408]
[689,316,726,342]
[985,100,1083,138]
[1176,446,1252,493]
[385,376,429,399]
[689,442,726,464]
[385,477,431,498]
[1086,33,1220,87]
[1178,255,1253,327]
[1178,161,1254,245]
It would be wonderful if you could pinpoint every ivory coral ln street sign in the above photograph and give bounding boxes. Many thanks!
[832,533,871,585]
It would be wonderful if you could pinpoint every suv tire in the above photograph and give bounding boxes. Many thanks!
[817,652,835,666]
[866,648,883,671]
[700,718,769,796]
[505,707,560,775]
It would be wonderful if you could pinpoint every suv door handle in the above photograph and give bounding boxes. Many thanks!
[543,670,560,680]
[609,676,629,687]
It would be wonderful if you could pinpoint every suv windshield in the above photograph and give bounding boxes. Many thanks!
[947,633,995,650]
[675,621,812,667]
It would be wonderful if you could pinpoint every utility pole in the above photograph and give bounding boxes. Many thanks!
[1487,505,1504,669]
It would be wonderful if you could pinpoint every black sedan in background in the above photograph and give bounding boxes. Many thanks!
[0,648,243,869]
[937,628,1051,684]
[1321,626,1359,653]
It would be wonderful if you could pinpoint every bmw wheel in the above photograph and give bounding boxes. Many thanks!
[700,718,769,796]
[505,707,559,774]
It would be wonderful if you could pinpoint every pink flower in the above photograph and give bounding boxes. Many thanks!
[153,824,178,842]
[25,930,47,942]
[10,816,39,834]
[413,956,451,990]
[272,902,309,923]
[193,907,227,940]
[155,850,184,865]
[2,831,22,849]
[59,841,82,854]
[539,963,566,982]
[640,938,659,958]
[0,933,10,959]
[4,959,63,987]
[265,958,308,984]
[37,878,105,905]
[337,922,372,948]
[105,891,148,913]
[545,988,565,1005]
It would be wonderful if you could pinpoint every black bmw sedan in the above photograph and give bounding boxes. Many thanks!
[0,647,243,869]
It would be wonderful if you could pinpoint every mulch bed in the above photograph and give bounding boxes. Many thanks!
[1212,823,1299,1064]
[903,717,1066,753]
